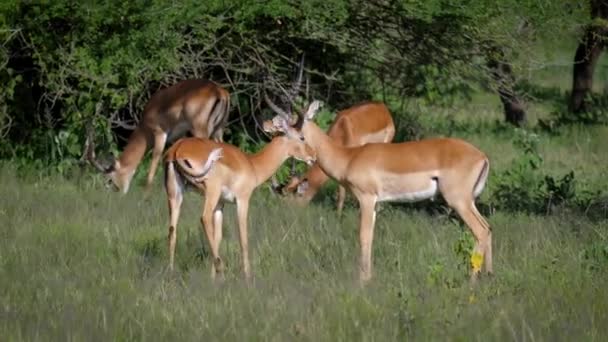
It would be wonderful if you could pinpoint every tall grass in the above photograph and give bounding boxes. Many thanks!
[1,55,608,339]
[0,162,606,341]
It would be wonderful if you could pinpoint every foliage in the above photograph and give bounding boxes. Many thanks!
[491,128,605,216]
[0,0,591,168]
[547,94,608,128]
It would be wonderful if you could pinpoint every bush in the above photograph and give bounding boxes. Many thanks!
[491,128,605,217]
[0,0,589,169]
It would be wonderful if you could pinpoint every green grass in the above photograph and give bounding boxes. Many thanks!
[1,158,607,340]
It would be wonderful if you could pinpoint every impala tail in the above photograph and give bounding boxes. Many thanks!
[208,93,231,142]
[174,147,224,183]
[473,158,490,199]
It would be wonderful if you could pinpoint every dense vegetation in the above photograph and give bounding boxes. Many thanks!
[1,0,607,340]
[0,1,596,161]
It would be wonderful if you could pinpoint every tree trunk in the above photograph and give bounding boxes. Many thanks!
[487,50,526,126]
[569,0,608,113]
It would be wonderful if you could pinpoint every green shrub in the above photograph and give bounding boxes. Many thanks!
[491,128,605,217]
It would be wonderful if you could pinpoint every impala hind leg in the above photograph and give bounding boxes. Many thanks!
[165,162,183,271]
[451,200,491,283]
[201,186,224,279]
[146,132,168,192]
[471,204,492,274]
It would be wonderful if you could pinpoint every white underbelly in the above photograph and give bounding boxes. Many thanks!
[221,186,236,203]
[378,178,438,203]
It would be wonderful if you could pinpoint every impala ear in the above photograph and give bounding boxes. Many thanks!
[304,100,323,120]
[296,178,309,195]
[264,116,290,134]
[262,119,278,134]
[278,116,291,132]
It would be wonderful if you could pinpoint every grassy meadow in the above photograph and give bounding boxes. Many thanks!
[2,57,608,340]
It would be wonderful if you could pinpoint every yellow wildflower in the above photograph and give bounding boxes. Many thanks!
[470,252,483,273]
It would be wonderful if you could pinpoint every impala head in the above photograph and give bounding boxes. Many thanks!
[263,115,316,166]
[85,129,133,194]
[262,54,324,194]
[282,175,306,194]
[88,153,133,194]
[263,100,322,199]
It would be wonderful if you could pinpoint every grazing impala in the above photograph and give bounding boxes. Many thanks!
[265,99,492,284]
[276,102,395,215]
[87,79,231,194]
[163,121,316,279]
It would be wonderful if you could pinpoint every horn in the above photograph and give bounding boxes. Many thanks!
[263,54,306,125]
[263,90,292,120]
[85,122,113,173]
[287,53,305,106]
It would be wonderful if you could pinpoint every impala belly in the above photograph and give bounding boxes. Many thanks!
[377,172,439,203]
[168,121,192,142]
[221,185,236,202]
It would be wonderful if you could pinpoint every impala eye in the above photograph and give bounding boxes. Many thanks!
[299,136,305,141]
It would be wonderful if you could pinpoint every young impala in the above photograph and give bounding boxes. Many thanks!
[87,79,231,194]
[163,122,316,279]
[275,102,395,216]
[265,99,492,284]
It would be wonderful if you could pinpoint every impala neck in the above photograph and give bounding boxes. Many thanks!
[117,127,151,171]
[248,136,291,187]
[302,121,351,182]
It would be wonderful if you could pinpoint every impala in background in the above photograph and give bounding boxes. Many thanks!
[87,79,230,194]
[163,120,316,280]
[265,99,492,284]
[275,101,395,216]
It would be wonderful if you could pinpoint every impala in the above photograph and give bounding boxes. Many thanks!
[163,122,316,279]
[275,101,395,215]
[87,79,230,194]
[265,100,492,284]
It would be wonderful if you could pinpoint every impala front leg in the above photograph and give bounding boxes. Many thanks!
[146,133,168,192]
[236,195,252,281]
[337,185,347,217]
[357,196,377,284]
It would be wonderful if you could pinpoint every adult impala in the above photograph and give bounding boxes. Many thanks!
[87,79,230,194]
[164,121,316,279]
[265,100,492,284]
[275,102,395,215]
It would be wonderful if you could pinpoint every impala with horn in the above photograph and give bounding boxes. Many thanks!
[163,120,316,279]
[272,101,395,216]
[86,79,231,194]
[264,99,492,284]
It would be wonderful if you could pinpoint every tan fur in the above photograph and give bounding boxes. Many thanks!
[283,102,395,215]
[92,79,230,194]
[163,126,315,280]
[266,101,492,284]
